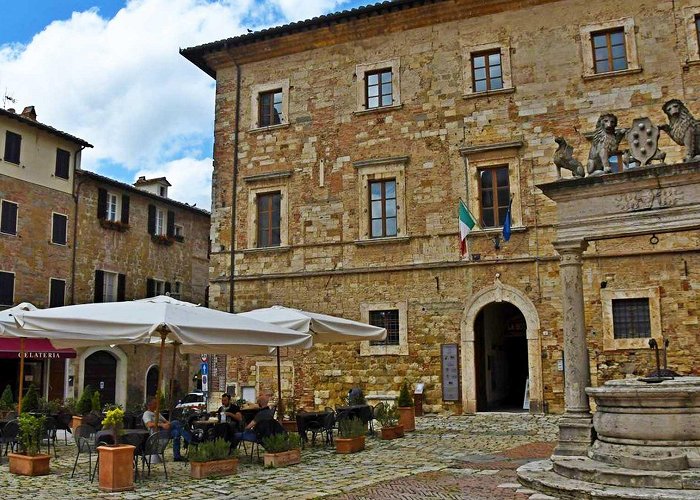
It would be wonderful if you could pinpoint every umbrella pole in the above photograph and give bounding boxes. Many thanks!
[18,337,25,414]
[154,329,168,426]
[168,343,178,414]
[276,347,284,421]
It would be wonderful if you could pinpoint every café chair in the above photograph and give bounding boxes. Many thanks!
[140,430,170,479]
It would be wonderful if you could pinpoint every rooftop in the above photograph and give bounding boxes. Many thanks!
[0,107,93,148]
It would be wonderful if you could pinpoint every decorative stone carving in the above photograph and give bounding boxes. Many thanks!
[660,99,700,162]
[623,117,666,168]
[553,137,585,179]
[587,114,627,176]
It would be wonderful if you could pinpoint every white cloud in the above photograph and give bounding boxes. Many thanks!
[0,0,356,209]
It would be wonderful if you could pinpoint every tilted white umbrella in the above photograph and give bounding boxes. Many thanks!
[12,296,313,419]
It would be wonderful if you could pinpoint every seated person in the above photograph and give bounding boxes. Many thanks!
[234,395,274,444]
[215,393,243,426]
[142,396,192,462]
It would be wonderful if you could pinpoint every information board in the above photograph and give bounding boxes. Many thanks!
[441,343,460,401]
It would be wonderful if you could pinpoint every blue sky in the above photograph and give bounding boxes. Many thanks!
[0,0,373,209]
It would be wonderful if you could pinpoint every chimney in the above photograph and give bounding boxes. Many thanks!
[21,106,36,121]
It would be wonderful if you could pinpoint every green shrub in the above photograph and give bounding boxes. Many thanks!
[77,386,94,415]
[375,404,399,428]
[347,388,366,406]
[0,384,14,410]
[101,407,124,437]
[18,413,45,456]
[61,398,77,415]
[90,390,101,412]
[262,432,300,453]
[20,384,40,414]
[338,417,365,438]
[398,381,413,407]
[188,438,235,462]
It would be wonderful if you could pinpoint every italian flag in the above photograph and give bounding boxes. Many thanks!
[459,199,476,258]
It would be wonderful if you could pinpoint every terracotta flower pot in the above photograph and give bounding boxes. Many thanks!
[281,420,298,432]
[70,415,83,435]
[263,448,301,468]
[398,406,415,432]
[335,435,365,454]
[8,453,51,476]
[190,457,239,479]
[97,445,135,492]
[380,424,404,440]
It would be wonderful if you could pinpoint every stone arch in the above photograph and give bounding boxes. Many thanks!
[460,278,543,414]
[77,346,128,407]
[144,364,160,402]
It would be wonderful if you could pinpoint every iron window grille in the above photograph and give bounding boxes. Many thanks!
[369,309,400,346]
[612,298,651,339]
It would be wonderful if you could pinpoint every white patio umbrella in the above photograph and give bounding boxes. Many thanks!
[11,296,313,420]
[239,305,387,414]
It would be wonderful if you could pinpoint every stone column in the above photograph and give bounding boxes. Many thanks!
[552,239,594,457]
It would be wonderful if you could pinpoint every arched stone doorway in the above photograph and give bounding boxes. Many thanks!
[84,351,117,405]
[78,346,127,407]
[145,365,159,401]
[461,278,543,414]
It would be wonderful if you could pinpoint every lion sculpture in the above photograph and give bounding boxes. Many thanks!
[660,99,700,162]
[587,113,626,175]
[553,136,585,179]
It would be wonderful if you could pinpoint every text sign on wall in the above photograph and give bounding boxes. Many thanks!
[441,343,460,401]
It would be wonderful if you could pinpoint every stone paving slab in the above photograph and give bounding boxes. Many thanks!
[0,413,558,499]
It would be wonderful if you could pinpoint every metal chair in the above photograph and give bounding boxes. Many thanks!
[56,412,73,444]
[0,420,19,456]
[140,430,170,479]
[71,424,98,480]
[40,416,58,458]
[241,418,286,462]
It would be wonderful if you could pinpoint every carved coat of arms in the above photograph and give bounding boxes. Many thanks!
[626,118,661,168]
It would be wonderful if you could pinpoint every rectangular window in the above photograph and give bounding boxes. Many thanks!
[256,191,281,248]
[592,28,627,74]
[612,298,651,339]
[0,200,18,235]
[174,224,183,238]
[107,193,119,222]
[0,271,14,306]
[154,280,165,296]
[51,213,67,245]
[55,149,70,179]
[472,50,503,92]
[478,166,510,228]
[103,271,118,303]
[155,208,165,236]
[49,278,66,308]
[365,69,393,109]
[369,310,400,346]
[3,131,21,164]
[258,89,283,127]
[369,179,397,238]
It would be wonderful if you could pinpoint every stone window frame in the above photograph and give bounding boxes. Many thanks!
[249,79,290,132]
[601,287,662,351]
[683,7,700,63]
[360,300,408,356]
[463,41,515,98]
[459,142,524,234]
[50,211,68,246]
[245,177,290,250]
[580,18,641,79]
[353,156,408,243]
[354,58,402,114]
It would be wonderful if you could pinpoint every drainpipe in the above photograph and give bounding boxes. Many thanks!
[229,60,241,313]
[70,147,87,305]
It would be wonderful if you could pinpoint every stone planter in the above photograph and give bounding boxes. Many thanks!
[263,448,301,468]
[97,445,135,492]
[8,453,51,476]
[398,407,415,432]
[190,457,239,479]
[281,420,297,433]
[335,435,365,454]
[380,424,404,440]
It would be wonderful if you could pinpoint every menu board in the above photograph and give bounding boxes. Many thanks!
[441,344,460,401]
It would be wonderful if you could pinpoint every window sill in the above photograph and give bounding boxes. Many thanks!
[173,235,185,243]
[50,241,68,247]
[353,103,403,116]
[462,87,516,100]
[0,231,17,237]
[360,344,409,356]
[242,245,291,254]
[582,67,642,81]
[248,123,289,134]
[99,219,130,232]
[603,336,657,351]
[354,236,410,246]
[52,175,70,181]
[151,234,175,246]
[471,226,526,236]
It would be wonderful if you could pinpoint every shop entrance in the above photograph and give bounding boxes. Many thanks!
[84,350,117,405]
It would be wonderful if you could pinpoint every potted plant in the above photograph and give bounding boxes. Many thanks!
[71,385,94,432]
[376,404,404,440]
[0,384,15,418]
[96,407,134,492]
[8,414,50,476]
[189,438,239,479]
[397,381,416,432]
[262,433,301,468]
[335,417,365,454]
[20,384,40,414]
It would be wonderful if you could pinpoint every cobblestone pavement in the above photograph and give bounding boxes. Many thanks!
[0,413,558,499]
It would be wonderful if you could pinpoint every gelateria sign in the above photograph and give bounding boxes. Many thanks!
[0,338,76,359]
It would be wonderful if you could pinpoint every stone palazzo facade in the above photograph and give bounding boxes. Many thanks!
[183,0,700,413]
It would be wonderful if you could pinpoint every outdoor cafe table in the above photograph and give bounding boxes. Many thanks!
[335,404,372,424]
[95,428,149,451]
[296,411,332,444]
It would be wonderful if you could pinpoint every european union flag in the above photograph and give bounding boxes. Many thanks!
[502,197,513,242]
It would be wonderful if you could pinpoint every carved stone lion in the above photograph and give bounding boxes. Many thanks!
[659,99,700,162]
[587,113,627,175]
[553,137,584,179]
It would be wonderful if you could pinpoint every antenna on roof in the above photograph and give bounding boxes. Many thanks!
[2,89,16,109]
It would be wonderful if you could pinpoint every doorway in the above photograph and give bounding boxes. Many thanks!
[84,350,117,405]
[475,302,528,411]
[145,365,159,400]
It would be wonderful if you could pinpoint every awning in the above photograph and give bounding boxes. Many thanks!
[0,338,76,359]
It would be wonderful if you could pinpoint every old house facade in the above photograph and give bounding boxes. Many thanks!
[183,0,700,413]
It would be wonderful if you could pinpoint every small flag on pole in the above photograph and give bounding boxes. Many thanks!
[502,197,513,242]
[459,199,476,257]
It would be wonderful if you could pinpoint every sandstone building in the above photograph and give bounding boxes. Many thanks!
[0,106,210,408]
[183,0,699,413]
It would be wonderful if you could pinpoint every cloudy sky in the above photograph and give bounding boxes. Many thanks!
[0,0,372,210]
